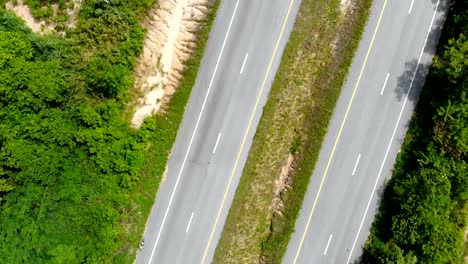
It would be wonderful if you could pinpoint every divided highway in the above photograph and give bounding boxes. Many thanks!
[284,0,449,263]
[136,0,301,263]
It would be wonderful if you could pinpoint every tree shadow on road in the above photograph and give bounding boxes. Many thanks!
[394,59,429,103]
[393,0,449,103]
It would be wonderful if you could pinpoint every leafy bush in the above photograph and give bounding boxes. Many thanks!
[87,57,129,98]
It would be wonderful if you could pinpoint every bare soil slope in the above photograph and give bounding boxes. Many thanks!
[5,0,82,34]
[131,0,210,128]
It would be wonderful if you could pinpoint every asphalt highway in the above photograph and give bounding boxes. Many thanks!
[283,0,449,263]
[135,0,302,263]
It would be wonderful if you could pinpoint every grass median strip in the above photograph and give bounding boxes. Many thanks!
[213,0,372,262]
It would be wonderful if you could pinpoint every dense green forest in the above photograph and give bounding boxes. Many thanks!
[361,1,468,263]
[0,0,216,262]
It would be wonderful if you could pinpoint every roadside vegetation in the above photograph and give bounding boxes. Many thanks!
[360,1,468,263]
[0,0,218,262]
[15,0,74,25]
[213,0,372,262]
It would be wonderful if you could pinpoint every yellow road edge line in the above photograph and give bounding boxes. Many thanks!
[200,0,296,263]
[292,0,388,263]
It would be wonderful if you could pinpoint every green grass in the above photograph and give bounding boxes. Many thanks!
[461,204,468,263]
[213,0,372,262]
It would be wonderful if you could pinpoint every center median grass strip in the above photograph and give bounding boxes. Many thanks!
[213,0,372,263]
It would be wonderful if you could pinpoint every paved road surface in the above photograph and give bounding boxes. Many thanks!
[135,0,302,263]
[283,0,449,263]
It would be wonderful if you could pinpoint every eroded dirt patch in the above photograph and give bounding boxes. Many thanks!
[131,0,210,128]
[5,0,49,33]
[271,154,295,217]
[66,0,82,29]
[5,0,82,34]
[340,0,353,15]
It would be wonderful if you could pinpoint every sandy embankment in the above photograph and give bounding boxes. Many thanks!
[131,0,210,128]
[5,0,82,34]
[5,0,45,32]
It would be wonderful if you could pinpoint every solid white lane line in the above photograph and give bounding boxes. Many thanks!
[212,133,222,154]
[240,53,249,74]
[147,1,241,263]
[186,212,195,233]
[352,154,361,176]
[408,0,415,14]
[345,1,440,263]
[380,73,390,95]
[323,234,333,255]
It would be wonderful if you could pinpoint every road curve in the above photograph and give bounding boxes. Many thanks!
[283,0,449,263]
[135,0,302,263]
